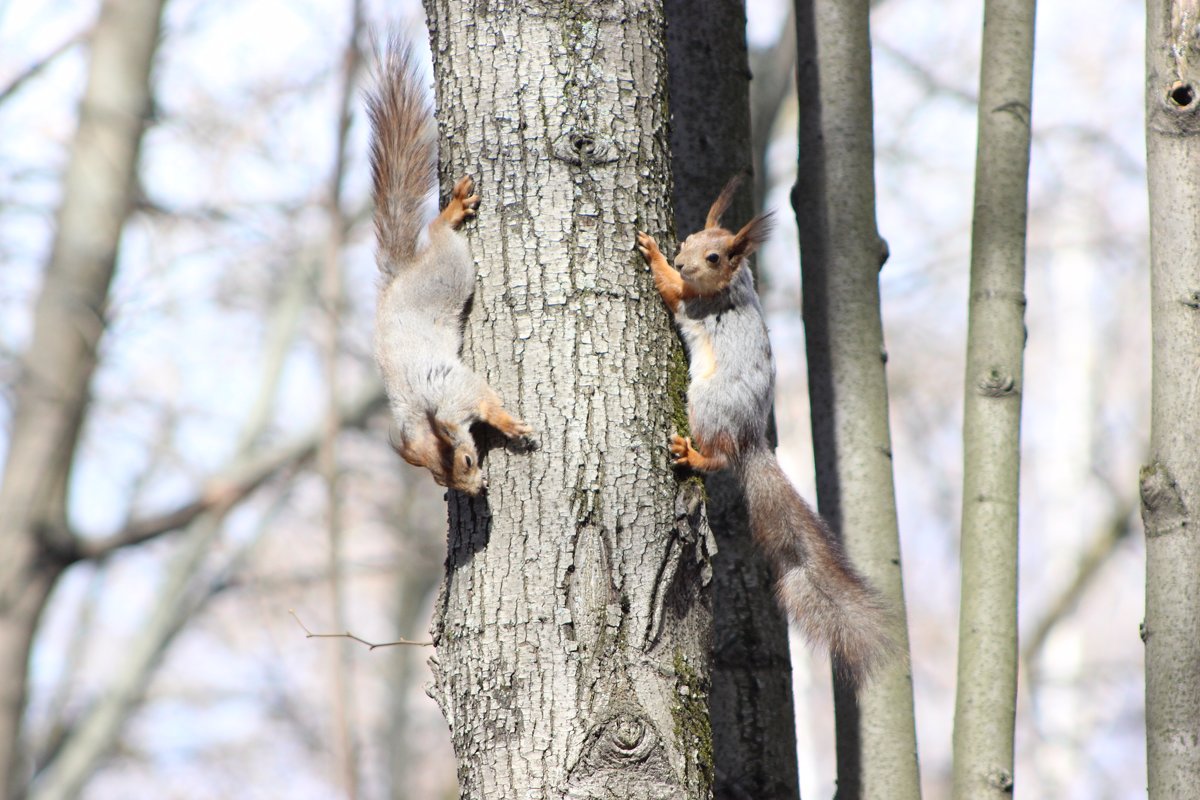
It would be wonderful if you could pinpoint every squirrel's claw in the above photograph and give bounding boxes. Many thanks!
[669,434,693,465]
[451,175,475,199]
[636,231,660,262]
[441,175,480,229]
[452,176,480,216]
[511,433,539,453]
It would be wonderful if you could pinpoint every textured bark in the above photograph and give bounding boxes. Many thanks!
[421,2,716,797]
[1143,0,1200,795]
[664,1,800,798]
[791,0,921,797]
[949,1,1035,798]
[0,0,166,793]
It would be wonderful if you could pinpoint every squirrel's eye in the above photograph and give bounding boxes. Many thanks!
[705,253,720,264]
[463,455,474,468]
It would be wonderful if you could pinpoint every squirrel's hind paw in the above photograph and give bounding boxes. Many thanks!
[442,175,480,229]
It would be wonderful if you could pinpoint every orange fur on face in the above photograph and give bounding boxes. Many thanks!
[672,178,774,296]
[674,229,741,295]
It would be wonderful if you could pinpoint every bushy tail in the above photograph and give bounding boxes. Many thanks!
[366,42,436,275]
[739,447,898,687]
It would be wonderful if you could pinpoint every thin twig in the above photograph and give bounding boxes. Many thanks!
[75,381,385,561]
[1022,495,1137,668]
[289,610,433,649]
[0,27,89,105]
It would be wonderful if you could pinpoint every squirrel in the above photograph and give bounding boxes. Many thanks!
[636,177,896,686]
[367,44,535,495]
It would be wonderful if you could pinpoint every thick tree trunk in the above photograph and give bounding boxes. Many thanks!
[664,1,801,798]
[950,0,1035,797]
[1143,0,1200,795]
[421,2,716,797]
[792,0,920,797]
[0,0,166,793]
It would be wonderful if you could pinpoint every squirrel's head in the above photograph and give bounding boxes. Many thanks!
[430,418,485,495]
[674,176,773,295]
[394,417,486,495]
[440,441,485,494]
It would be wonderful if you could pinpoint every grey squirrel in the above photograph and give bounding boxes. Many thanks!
[636,178,896,686]
[368,45,535,494]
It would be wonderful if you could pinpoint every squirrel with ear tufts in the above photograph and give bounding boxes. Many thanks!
[636,178,897,686]
[368,44,535,494]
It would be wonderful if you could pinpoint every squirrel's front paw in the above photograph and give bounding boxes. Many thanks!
[511,432,539,453]
[500,418,538,452]
[636,231,662,264]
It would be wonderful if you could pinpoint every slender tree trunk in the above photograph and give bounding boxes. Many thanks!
[319,8,364,797]
[1143,0,1200,795]
[950,2,1035,797]
[421,2,716,797]
[0,0,166,793]
[386,552,441,800]
[27,215,325,799]
[664,1,801,798]
[792,1,920,797]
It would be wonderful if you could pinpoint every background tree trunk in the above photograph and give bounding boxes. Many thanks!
[421,2,716,797]
[950,0,1035,796]
[0,0,166,793]
[663,1,801,798]
[1143,0,1200,795]
[792,0,921,796]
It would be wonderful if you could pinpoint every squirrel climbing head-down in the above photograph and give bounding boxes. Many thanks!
[369,44,535,495]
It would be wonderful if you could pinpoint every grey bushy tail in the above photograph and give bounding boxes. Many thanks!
[366,43,436,273]
[739,447,897,686]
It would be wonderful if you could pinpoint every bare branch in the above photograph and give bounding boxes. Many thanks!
[0,26,90,106]
[289,610,432,649]
[1022,497,1137,669]
[75,381,385,561]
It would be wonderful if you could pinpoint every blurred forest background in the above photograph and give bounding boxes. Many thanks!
[0,0,1147,798]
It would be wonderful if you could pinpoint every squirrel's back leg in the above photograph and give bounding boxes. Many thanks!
[669,433,731,472]
[434,175,480,231]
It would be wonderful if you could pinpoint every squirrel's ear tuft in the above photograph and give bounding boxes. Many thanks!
[705,176,744,230]
[729,212,775,262]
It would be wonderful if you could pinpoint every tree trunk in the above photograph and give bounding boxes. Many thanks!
[421,2,716,797]
[1143,0,1200,795]
[950,0,1035,797]
[664,1,801,798]
[791,0,921,797]
[0,0,166,793]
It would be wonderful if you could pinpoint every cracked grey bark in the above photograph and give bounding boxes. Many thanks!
[0,0,166,794]
[664,1,801,798]
[1143,0,1200,795]
[950,0,1035,797]
[420,2,716,797]
[792,0,920,796]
